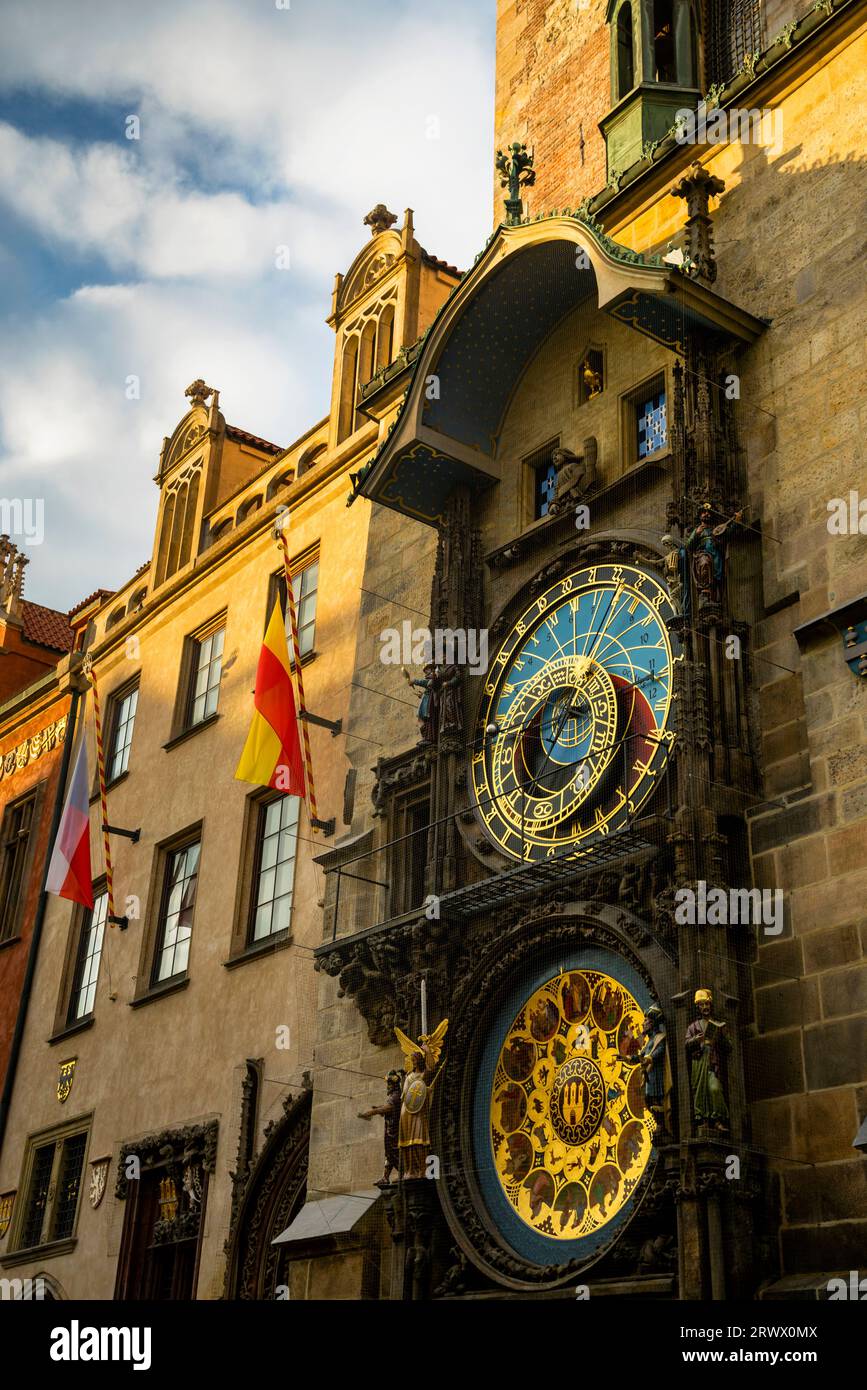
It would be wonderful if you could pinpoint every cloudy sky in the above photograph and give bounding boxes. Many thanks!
[0,0,495,611]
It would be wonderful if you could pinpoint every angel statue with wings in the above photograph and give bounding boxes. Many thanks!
[394,1019,449,1180]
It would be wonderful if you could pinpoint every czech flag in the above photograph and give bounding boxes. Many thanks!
[235,601,305,795]
[46,730,94,908]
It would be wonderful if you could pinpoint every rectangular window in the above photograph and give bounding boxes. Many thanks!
[522,438,560,522]
[16,1126,89,1252]
[154,840,200,983]
[108,683,139,782]
[250,796,299,943]
[269,556,319,662]
[188,625,224,727]
[51,1132,88,1240]
[21,1144,54,1249]
[0,790,36,942]
[68,890,108,1023]
[623,373,668,468]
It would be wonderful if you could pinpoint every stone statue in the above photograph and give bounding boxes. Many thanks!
[580,356,603,400]
[685,988,730,1130]
[547,437,598,517]
[402,663,439,742]
[394,1019,449,1180]
[358,1068,404,1186]
[661,532,689,616]
[638,1005,671,1130]
[437,664,463,737]
[684,504,743,606]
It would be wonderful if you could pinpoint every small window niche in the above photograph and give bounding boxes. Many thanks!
[576,348,605,407]
[522,438,560,523]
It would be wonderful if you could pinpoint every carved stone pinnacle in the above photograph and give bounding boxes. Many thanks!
[363,204,398,236]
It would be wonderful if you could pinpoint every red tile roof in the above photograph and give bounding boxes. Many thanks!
[67,588,115,619]
[21,601,74,652]
[226,424,283,455]
[421,248,462,278]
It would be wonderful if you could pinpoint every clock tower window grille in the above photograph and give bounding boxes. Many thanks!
[637,390,667,459]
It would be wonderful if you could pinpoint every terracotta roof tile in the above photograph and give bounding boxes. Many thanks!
[420,248,462,278]
[67,588,115,619]
[21,601,74,651]
[226,424,283,455]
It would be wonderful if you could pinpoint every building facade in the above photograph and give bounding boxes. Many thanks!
[298,0,867,1299]
[1,0,865,1303]
[0,214,460,1299]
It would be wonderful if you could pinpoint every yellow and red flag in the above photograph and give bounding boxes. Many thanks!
[235,601,305,795]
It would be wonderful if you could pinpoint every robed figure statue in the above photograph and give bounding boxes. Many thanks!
[685,988,730,1131]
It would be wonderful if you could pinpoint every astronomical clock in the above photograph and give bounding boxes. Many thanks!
[438,556,682,1280]
[472,560,678,861]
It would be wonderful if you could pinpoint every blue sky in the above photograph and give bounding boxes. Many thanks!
[0,0,495,610]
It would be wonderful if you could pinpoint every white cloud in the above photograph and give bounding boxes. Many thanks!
[0,124,335,281]
[0,277,332,607]
[0,0,494,607]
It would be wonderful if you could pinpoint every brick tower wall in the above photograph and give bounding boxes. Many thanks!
[494,0,611,224]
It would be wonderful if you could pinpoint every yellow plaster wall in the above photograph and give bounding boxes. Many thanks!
[0,462,369,1298]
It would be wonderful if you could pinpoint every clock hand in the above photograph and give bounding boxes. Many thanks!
[583,585,622,668]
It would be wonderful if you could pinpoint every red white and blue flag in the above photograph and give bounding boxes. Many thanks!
[46,731,93,908]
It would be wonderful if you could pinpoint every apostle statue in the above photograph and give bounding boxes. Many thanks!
[358,1068,404,1187]
[437,664,463,738]
[402,663,439,742]
[684,503,743,606]
[685,988,730,1131]
[394,1019,449,1180]
[638,1005,672,1132]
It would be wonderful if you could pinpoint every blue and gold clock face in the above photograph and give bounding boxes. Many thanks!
[472,561,678,861]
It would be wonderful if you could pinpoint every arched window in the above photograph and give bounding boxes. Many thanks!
[337,336,358,444]
[616,3,635,98]
[236,494,263,525]
[653,0,676,82]
[266,468,294,498]
[155,468,202,587]
[375,304,395,371]
[178,471,200,567]
[154,492,176,586]
[356,320,377,431]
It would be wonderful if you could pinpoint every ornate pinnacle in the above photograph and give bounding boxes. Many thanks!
[670,163,726,283]
[363,204,398,236]
[495,142,536,225]
[184,379,216,407]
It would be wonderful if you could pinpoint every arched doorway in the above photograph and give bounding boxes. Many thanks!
[223,1090,311,1299]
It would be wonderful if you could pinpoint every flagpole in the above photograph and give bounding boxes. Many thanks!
[0,670,85,1156]
[277,527,321,831]
[83,658,122,926]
